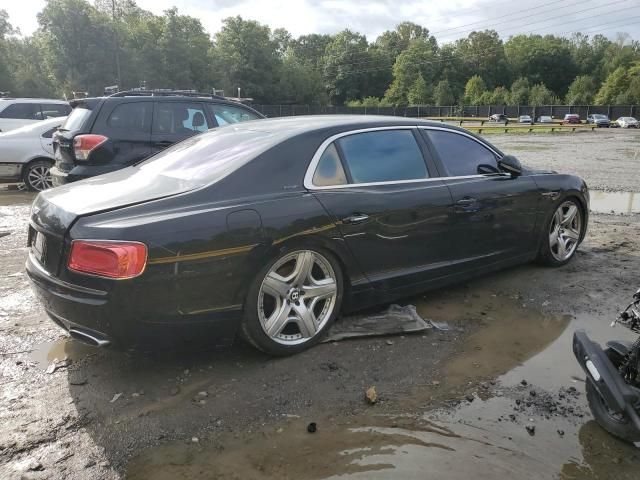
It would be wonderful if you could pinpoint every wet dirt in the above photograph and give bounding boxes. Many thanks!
[1,160,640,479]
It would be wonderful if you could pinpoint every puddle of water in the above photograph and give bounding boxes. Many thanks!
[589,190,640,215]
[29,337,96,370]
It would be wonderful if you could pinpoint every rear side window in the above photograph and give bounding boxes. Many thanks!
[153,102,209,134]
[41,126,59,138]
[0,103,42,120]
[61,107,92,132]
[337,130,427,184]
[312,143,347,186]
[426,130,498,177]
[107,102,151,133]
[209,104,259,126]
[40,103,71,118]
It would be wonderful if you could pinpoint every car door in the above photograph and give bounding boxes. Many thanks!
[422,127,540,270]
[307,127,454,291]
[151,101,210,153]
[93,101,153,168]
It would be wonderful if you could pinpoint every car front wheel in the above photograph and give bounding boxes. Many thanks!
[23,160,53,191]
[240,248,343,355]
[536,198,584,266]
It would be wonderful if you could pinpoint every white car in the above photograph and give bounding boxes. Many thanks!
[0,98,71,133]
[0,117,64,191]
[518,115,533,124]
[537,116,554,124]
[615,116,639,128]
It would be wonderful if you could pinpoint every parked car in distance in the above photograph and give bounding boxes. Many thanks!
[0,98,70,133]
[563,114,581,124]
[537,116,554,124]
[489,113,508,123]
[518,115,533,124]
[587,114,611,127]
[615,116,639,128]
[27,116,589,356]
[50,90,265,187]
[0,117,64,191]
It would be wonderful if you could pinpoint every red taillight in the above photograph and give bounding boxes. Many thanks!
[73,134,107,161]
[68,240,147,279]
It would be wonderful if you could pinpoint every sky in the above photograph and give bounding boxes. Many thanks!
[4,0,640,42]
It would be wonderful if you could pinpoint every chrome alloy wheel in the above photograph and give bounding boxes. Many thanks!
[26,164,53,191]
[258,250,338,345]
[549,200,582,261]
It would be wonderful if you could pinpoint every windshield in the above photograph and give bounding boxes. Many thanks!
[137,125,284,184]
[593,114,607,119]
[60,107,92,131]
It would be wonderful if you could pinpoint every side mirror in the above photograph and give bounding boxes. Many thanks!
[498,155,522,176]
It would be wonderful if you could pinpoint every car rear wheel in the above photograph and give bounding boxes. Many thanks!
[23,160,53,192]
[536,198,583,266]
[241,248,343,356]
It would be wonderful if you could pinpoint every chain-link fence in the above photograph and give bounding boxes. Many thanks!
[250,104,639,119]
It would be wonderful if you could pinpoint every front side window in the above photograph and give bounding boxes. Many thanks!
[0,103,42,120]
[40,103,71,118]
[209,104,259,126]
[336,130,428,184]
[153,102,209,134]
[426,130,498,177]
[312,143,347,186]
[107,102,151,133]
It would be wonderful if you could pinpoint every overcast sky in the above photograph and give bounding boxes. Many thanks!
[5,0,640,42]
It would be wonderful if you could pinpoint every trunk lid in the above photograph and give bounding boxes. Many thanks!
[30,166,198,275]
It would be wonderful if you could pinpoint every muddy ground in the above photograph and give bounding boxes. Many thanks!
[1,131,640,479]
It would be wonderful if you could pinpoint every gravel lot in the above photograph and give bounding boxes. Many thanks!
[1,131,639,480]
[489,128,640,192]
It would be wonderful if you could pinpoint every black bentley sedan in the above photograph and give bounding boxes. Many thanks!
[26,116,588,355]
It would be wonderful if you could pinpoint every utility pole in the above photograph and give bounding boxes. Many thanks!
[112,0,122,90]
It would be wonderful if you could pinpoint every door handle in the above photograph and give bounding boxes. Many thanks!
[342,214,369,224]
[456,197,477,205]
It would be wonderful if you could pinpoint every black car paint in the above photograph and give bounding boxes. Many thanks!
[50,96,264,186]
[26,117,589,347]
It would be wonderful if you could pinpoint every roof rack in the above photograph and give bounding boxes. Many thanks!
[108,89,227,100]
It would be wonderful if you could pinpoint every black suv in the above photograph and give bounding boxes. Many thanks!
[51,91,264,186]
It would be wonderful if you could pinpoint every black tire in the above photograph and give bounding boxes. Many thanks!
[536,197,585,267]
[23,160,53,192]
[240,246,344,356]
[585,349,640,443]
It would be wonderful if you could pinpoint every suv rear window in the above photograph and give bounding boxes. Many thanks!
[60,107,92,132]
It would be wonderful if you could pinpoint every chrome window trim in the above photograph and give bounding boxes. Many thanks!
[304,125,506,191]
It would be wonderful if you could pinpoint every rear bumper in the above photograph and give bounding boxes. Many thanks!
[573,330,640,430]
[26,252,241,349]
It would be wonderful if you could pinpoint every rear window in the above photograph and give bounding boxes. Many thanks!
[0,103,42,120]
[41,103,71,118]
[60,106,92,131]
[137,126,286,184]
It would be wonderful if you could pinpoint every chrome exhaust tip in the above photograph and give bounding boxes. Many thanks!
[69,328,111,348]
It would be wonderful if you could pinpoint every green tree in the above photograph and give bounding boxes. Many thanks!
[455,30,509,89]
[214,16,279,102]
[433,79,455,106]
[489,86,510,105]
[322,30,371,104]
[509,77,530,104]
[505,34,577,97]
[275,53,326,104]
[407,74,430,104]
[595,63,640,104]
[0,9,16,93]
[565,75,596,104]
[528,83,554,105]
[384,37,439,105]
[464,75,487,104]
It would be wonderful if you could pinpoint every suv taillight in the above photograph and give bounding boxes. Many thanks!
[73,134,107,161]
[68,240,147,279]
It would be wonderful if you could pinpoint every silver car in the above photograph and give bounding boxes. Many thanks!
[615,117,639,128]
[0,117,64,191]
